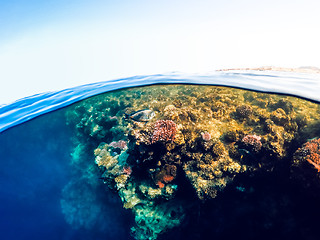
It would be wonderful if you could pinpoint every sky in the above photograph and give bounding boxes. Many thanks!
[0,0,320,104]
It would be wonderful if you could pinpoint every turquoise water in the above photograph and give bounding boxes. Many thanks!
[1,71,320,240]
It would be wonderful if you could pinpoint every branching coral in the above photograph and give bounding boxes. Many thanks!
[151,120,177,144]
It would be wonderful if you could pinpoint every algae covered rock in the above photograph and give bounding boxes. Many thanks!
[131,201,185,240]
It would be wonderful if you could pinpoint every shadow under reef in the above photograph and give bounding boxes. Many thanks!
[160,166,320,240]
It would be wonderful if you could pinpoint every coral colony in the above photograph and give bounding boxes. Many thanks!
[151,120,177,143]
[109,140,127,150]
[241,134,262,152]
[63,85,320,240]
[294,138,320,172]
[201,131,211,141]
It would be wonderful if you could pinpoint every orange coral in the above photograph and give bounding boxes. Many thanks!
[162,175,174,183]
[154,164,177,188]
[157,181,165,188]
[156,176,174,188]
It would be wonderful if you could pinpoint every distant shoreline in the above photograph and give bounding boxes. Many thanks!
[218,66,320,74]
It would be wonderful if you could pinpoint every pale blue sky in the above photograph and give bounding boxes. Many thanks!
[1,0,320,103]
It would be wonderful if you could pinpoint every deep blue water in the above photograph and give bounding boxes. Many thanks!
[1,71,320,240]
[0,104,132,240]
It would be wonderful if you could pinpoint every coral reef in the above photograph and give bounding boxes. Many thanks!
[63,84,320,240]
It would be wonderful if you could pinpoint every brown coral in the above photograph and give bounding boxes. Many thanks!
[235,105,253,119]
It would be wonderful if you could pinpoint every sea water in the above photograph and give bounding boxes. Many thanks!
[1,71,320,240]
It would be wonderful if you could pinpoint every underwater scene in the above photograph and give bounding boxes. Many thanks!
[2,78,320,240]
